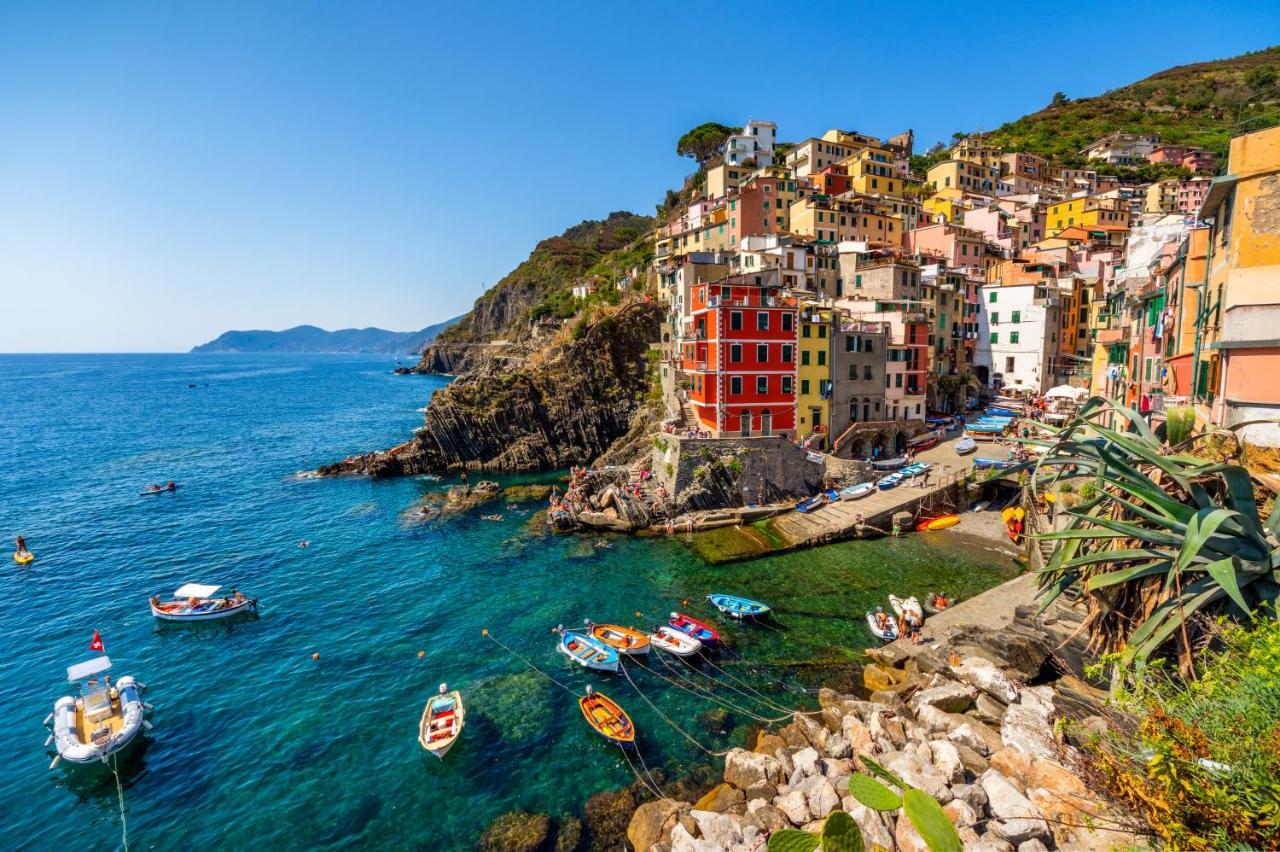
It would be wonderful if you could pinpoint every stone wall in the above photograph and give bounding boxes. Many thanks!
[652,436,826,511]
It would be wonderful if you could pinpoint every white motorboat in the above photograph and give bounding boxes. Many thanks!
[889,594,924,624]
[149,583,257,622]
[649,626,702,656]
[418,683,464,758]
[866,612,898,642]
[45,656,150,768]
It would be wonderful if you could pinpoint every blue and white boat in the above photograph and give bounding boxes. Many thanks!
[556,628,619,672]
[795,494,824,513]
[707,594,770,619]
[973,457,1017,470]
[877,473,903,490]
[955,437,977,455]
[840,482,875,500]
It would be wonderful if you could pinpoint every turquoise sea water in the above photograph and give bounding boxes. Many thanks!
[0,354,1017,850]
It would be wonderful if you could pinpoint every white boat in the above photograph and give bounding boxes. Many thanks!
[889,595,924,624]
[45,656,150,768]
[866,612,898,642]
[970,499,991,512]
[649,626,702,656]
[149,583,257,622]
[840,482,875,500]
[418,683,464,758]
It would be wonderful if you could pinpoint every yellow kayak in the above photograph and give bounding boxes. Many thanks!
[13,551,35,566]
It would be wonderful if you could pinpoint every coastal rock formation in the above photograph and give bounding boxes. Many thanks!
[318,302,662,478]
[625,610,1141,851]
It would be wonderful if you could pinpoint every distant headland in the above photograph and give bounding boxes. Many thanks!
[191,318,461,354]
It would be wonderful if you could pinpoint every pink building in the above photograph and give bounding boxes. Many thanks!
[904,222,986,269]
[1177,177,1211,214]
[1147,144,1216,174]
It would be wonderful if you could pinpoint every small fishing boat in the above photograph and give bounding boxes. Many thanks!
[923,593,957,615]
[588,622,650,656]
[877,473,902,490]
[866,612,898,642]
[649,626,702,656]
[915,514,960,532]
[556,628,620,672]
[871,457,907,471]
[13,550,35,565]
[889,595,924,623]
[579,686,635,748]
[970,499,991,512]
[45,656,150,768]
[823,488,840,502]
[839,482,874,500]
[668,612,719,646]
[149,583,257,622]
[898,464,923,478]
[954,437,977,455]
[909,430,941,451]
[795,494,824,513]
[707,593,770,620]
[418,683,464,758]
[973,457,1016,470]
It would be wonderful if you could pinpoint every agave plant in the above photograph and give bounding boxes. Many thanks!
[1004,397,1280,677]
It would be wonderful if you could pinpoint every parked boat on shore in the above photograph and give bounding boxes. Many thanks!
[877,472,902,490]
[889,594,924,623]
[866,611,898,642]
[839,482,874,500]
[915,514,960,532]
[871,457,907,471]
[46,656,150,768]
[955,437,977,455]
[418,683,464,758]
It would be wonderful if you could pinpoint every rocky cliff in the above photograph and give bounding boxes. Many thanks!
[414,211,654,376]
[318,301,662,478]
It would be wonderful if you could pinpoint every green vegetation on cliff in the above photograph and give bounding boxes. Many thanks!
[976,46,1280,163]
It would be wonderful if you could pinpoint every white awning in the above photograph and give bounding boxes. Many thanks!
[67,656,112,682]
[1045,385,1087,400]
[175,583,221,598]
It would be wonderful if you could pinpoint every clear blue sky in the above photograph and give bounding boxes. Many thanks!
[2,3,1276,352]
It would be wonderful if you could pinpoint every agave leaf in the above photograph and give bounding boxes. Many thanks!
[1064,548,1169,570]
[1076,514,1185,548]
[902,788,963,852]
[1175,509,1237,574]
[1203,556,1253,616]
[1037,571,1079,612]
[1035,528,1130,542]
[1125,575,1217,654]
[767,829,820,852]
[820,810,866,852]
[1085,560,1173,591]
[847,774,903,812]
[1131,586,1226,663]
[1088,423,1193,489]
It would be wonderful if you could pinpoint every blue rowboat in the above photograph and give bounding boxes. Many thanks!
[707,594,770,619]
[877,473,902,490]
[795,494,824,513]
[840,482,875,500]
[557,629,619,672]
[824,488,840,502]
[955,437,977,455]
[973,457,1016,470]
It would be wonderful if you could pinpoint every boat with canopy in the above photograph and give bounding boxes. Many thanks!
[45,656,150,768]
[149,583,257,621]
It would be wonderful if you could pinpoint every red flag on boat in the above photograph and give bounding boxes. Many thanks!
[89,629,105,653]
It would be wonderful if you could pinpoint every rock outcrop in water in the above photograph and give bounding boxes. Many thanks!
[318,302,662,478]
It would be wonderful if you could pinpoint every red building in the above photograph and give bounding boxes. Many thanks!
[681,270,799,436]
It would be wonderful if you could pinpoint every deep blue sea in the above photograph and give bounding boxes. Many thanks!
[0,354,1016,850]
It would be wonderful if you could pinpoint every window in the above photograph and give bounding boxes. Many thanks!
[757,344,768,362]
[801,350,810,366]
[782,376,793,394]
[848,365,857,380]
[855,274,862,289]
[757,312,769,331]
[817,350,826,366]
[782,314,793,331]
[864,365,873,380]
[721,286,731,299]
[756,376,768,394]
[802,324,811,338]
[801,379,810,395]
[730,343,742,363]
[1005,357,1015,372]
[1011,310,1021,323]
[990,332,999,344]
[730,311,742,331]
[731,376,742,395]
[818,325,826,338]
[1010,331,1020,344]
[895,374,903,388]
[781,344,793,363]
[990,312,998,325]
[989,291,997,303]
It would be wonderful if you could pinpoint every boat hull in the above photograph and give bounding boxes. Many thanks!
[889,595,924,623]
[419,689,464,758]
[558,632,619,672]
[50,676,146,765]
[579,692,635,748]
[650,626,701,656]
[916,514,960,532]
[150,597,257,622]
[840,483,874,500]
[866,613,898,642]
[590,624,650,656]
[707,594,770,619]
[668,613,719,646]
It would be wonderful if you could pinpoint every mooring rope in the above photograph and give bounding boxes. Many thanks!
[482,629,580,697]
[653,646,794,717]
[668,651,795,715]
[112,753,129,852]
[630,654,790,723]
[618,659,731,757]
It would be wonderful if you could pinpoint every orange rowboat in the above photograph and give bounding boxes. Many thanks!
[579,688,635,748]
[589,623,650,655]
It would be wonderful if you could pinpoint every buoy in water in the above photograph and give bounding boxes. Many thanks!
[311,652,320,661]
[418,650,425,658]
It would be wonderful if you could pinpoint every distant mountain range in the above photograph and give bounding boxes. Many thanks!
[191,318,461,354]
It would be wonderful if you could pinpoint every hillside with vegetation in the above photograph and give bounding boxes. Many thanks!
[975,45,1280,164]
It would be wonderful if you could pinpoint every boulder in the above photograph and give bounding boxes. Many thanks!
[883,750,953,803]
[791,746,821,781]
[913,703,968,734]
[979,769,1050,844]
[951,782,988,813]
[943,798,979,829]
[688,810,747,849]
[1017,839,1050,852]
[477,811,551,852]
[929,740,964,783]
[990,749,1033,789]
[775,790,811,825]
[742,783,777,803]
[968,839,1015,852]
[840,800,895,850]
[669,822,717,852]
[946,621,1053,680]
[953,742,990,776]
[553,815,582,852]
[806,778,840,820]
[842,714,876,755]
[820,706,845,734]
[584,788,637,850]
[948,720,1004,756]
[744,801,789,833]
[754,731,787,756]
[824,732,852,760]
[868,690,908,713]
[820,758,853,780]
[949,656,1019,704]
[723,749,785,790]
[1001,704,1056,760]
[974,692,1008,725]
[627,798,686,849]
[869,709,908,749]
[864,662,909,692]
[693,783,744,814]
[909,681,977,714]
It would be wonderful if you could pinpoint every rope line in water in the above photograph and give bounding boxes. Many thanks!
[618,659,731,758]
[622,745,667,799]
[654,647,792,717]
[112,752,129,852]
[482,630,580,697]
[631,654,790,723]
[669,652,795,716]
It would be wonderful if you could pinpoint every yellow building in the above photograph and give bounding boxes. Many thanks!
[797,305,832,444]
[927,160,1000,194]
[1046,196,1130,233]
[952,137,1003,169]
[1145,179,1179,214]
[845,145,902,195]
[789,196,902,245]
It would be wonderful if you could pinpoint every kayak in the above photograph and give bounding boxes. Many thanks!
[13,551,35,566]
[915,514,960,532]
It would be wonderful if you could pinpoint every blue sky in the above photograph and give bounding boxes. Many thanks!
[1,3,1277,352]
